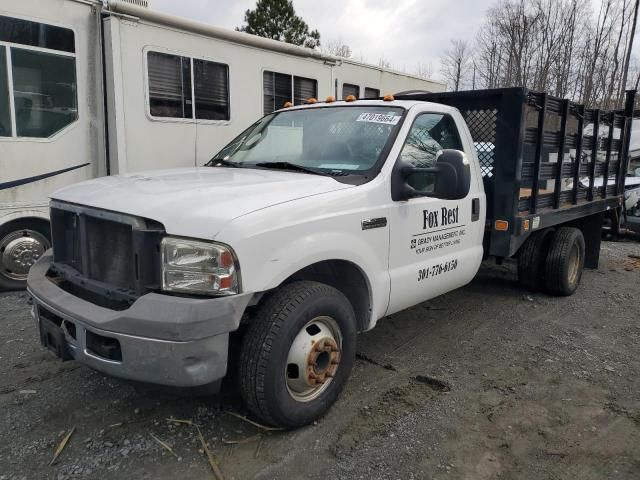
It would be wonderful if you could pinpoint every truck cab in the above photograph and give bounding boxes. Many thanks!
[27,91,630,427]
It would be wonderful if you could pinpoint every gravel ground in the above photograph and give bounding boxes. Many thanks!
[1,240,639,480]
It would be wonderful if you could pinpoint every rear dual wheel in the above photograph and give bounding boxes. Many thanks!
[518,227,585,296]
[544,227,585,296]
[238,281,356,428]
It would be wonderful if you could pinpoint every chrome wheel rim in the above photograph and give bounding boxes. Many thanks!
[0,229,49,281]
[567,243,580,285]
[285,316,342,402]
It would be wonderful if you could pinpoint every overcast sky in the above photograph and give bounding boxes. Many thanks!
[152,0,490,80]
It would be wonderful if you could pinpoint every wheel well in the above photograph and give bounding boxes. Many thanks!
[0,217,51,238]
[280,260,372,332]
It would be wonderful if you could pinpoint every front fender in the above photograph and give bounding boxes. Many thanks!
[217,193,391,327]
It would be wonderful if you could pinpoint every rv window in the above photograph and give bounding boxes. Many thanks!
[0,15,75,53]
[293,76,317,105]
[342,83,359,99]
[0,46,11,136]
[11,48,77,138]
[263,71,292,115]
[148,52,192,119]
[364,88,380,99]
[263,71,319,114]
[194,59,229,121]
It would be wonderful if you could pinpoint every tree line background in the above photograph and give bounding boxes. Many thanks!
[238,0,640,109]
[440,0,639,109]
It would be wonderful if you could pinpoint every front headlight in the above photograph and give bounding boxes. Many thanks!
[161,237,239,295]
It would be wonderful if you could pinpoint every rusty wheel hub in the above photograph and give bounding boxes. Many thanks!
[306,337,341,386]
[285,316,342,402]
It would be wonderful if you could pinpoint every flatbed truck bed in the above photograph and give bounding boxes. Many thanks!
[397,88,635,266]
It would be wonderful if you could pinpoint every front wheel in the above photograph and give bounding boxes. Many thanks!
[238,281,356,428]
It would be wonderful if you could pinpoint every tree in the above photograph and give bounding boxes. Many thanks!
[620,0,639,103]
[469,0,638,108]
[379,57,392,69]
[322,38,352,58]
[440,40,472,91]
[237,0,320,49]
[415,62,434,79]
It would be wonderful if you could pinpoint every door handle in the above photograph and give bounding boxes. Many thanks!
[471,198,480,222]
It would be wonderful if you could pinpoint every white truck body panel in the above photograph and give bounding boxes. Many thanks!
[51,167,354,239]
[50,100,485,329]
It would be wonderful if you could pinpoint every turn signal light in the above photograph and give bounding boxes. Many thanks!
[383,94,395,101]
[494,220,509,231]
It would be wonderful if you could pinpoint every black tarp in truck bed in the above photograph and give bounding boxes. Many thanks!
[395,88,635,259]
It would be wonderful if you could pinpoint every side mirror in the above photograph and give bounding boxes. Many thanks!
[391,149,471,201]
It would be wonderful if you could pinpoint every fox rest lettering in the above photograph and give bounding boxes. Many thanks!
[422,206,459,230]
[410,205,466,255]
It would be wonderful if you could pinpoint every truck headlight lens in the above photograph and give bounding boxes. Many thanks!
[161,237,239,295]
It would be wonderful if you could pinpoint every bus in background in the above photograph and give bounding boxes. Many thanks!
[0,0,445,290]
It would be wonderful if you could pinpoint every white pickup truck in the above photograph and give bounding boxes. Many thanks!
[27,89,634,427]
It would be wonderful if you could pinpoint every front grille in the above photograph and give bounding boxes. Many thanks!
[49,202,164,306]
[85,215,135,290]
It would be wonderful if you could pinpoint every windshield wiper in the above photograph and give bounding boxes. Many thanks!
[205,158,241,168]
[253,162,327,176]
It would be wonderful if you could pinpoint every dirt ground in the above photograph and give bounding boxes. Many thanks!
[1,240,639,480]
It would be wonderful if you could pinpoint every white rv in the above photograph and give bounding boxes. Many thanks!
[0,0,444,289]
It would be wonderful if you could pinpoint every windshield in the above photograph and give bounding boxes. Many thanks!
[208,106,404,175]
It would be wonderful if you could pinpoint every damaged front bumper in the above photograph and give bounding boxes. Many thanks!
[27,251,252,388]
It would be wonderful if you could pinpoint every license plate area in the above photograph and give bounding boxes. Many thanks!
[38,311,73,361]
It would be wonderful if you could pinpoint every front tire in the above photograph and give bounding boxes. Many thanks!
[238,281,356,428]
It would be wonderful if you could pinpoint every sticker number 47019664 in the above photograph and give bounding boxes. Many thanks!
[418,259,458,282]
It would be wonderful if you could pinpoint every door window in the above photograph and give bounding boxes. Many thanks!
[11,48,77,137]
[0,15,77,139]
[399,113,463,194]
[0,15,75,53]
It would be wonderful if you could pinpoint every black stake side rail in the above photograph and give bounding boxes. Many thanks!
[395,87,636,258]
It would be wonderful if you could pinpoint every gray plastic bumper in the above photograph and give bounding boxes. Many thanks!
[27,251,253,387]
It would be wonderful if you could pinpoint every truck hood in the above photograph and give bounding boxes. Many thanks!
[51,167,353,238]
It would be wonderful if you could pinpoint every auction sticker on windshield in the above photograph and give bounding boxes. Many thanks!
[356,112,401,125]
